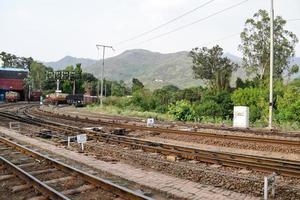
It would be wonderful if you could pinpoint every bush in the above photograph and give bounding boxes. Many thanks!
[132,89,157,111]
[231,87,268,122]
[194,90,233,120]
[276,85,300,122]
[194,100,222,119]
[103,96,132,108]
[168,100,195,121]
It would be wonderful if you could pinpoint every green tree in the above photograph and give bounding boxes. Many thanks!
[62,80,72,94]
[239,9,298,80]
[276,83,300,122]
[189,45,238,90]
[43,67,56,91]
[132,78,144,92]
[132,89,157,111]
[0,51,33,68]
[194,90,233,120]
[111,81,128,96]
[29,61,46,90]
[74,63,84,93]
[168,100,195,121]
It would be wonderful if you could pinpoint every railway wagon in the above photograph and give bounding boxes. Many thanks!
[5,91,20,102]
[45,93,68,105]
[30,91,42,101]
[66,94,98,107]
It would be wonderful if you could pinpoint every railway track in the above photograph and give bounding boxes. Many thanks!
[0,136,152,200]
[40,105,300,137]
[34,107,300,146]
[1,106,300,178]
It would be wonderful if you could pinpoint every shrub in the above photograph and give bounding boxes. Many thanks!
[231,87,268,122]
[194,90,233,120]
[194,100,222,119]
[132,89,157,111]
[276,85,300,122]
[103,96,132,108]
[168,100,195,121]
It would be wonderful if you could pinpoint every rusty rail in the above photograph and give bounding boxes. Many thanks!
[2,107,300,178]
[34,108,300,146]
[0,136,153,200]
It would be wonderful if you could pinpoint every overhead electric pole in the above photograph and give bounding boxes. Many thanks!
[96,44,114,106]
[268,0,274,129]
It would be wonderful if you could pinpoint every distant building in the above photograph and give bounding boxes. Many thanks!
[0,67,29,101]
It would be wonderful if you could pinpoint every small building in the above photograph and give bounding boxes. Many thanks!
[0,67,29,101]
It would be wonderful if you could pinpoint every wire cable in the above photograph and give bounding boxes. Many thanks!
[199,32,240,46]
[116,0,215,45]
[121,0,249,49]
[287,18,300,22]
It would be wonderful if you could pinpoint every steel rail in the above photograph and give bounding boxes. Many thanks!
[0,156,70,200]
[34,108,300,146]
[8,108,300,178]
[0,136,153,200]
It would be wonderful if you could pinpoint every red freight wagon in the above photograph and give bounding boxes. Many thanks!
[30,91,42,101]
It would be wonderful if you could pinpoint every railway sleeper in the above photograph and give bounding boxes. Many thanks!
[12,184,32,192]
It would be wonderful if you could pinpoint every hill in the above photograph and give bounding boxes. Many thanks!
[44,56,96,70]
[84,49,204,88]
[43,49,300,89]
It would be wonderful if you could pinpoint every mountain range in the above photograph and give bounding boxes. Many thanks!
[43,49,300,89]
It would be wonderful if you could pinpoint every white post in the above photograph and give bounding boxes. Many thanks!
[67,137,70,147]
[81,143,84,151]
[264,176,268,200]
[268,0,274,129]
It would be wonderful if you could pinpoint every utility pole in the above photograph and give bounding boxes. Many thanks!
[96,44,114,106]
[268,0,274,129]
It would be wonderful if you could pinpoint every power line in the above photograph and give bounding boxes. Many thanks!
[200,18,300,47]
[287,18,300,22]
[116,0,215,45]
[199,32,240,46]
[121,0,249,49]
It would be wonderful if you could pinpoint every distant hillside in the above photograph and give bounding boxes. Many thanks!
[44,56,96,70]
[43,49,300,89]
[84,49,204,88]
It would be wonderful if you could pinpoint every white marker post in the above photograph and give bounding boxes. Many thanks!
[77,134,87,151]
[147,118,155,127]
[264,172,276,200]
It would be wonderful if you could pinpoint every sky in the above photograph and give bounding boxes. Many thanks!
[0,0,299,61]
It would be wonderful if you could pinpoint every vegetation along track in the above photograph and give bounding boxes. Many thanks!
[1,105,300,178]
[0,136,152,200]
[35,107,300,146]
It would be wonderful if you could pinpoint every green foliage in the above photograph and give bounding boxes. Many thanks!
[194,90,233,120]
[189,45,238,90]
[0,51,33,68]
[276,85,300,122]
[111,81,129,96]
[132,78,144,92]
[132,89,157,111]
[29,61,47,90]
[103,96,132,108]
[194,100,222,120]
[176,87,203,102]
[62,80,72,94]
[168,100,195,121]
[239,9,298,80]
[74,63,84,94]
[235,78,259,89]
[231,87,268,122]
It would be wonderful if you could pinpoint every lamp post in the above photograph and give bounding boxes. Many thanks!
[96,44,114,106]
